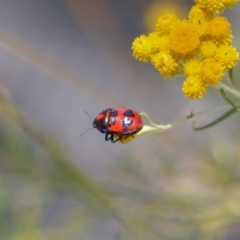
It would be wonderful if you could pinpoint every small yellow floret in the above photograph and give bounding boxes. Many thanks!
[189,4,212,21]
[154,35,170,52]
[188,5,212,36]
[182,76,207,99]
[132,35,155,62]
[156,14,179,35]
[200,41,217,58]
[215,45,239,69]
[169,21,200,57]
[194,0,225,13]
[200,58,224,85]
[152,52,179,79]
[205,17,231,40]
[183,59,201,76]
[224,0,240,8]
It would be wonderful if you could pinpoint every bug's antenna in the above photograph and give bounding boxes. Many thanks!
[84,111,92,119]
[80,127,94,138]
[80,111,94,138]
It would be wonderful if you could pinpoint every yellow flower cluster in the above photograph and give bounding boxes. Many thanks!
[132,0,239,99]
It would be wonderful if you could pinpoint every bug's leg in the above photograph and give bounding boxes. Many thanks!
[105,133,125,143]
[110,134,115,143]
[105,133,117,142]
[105,133,113,141]
[111,136,122,143]
[121,136,131,142]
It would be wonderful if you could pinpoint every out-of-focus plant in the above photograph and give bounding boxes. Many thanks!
[108,138,240,239]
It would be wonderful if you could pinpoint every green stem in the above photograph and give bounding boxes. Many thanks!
[139,104,237,136]
[220,88,238,108]
[192,107,238,131]
[217,83,240,99]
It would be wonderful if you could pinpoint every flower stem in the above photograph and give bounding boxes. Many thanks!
[217,83,240,99]
[139,103,238,136]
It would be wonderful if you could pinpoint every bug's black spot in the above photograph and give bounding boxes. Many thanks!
[123,109,135,117]
[111,110,118,117]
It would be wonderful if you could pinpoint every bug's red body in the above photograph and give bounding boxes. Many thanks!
[93,108,143,143]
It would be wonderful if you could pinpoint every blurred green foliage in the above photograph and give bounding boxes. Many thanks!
[1,86,240,240]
